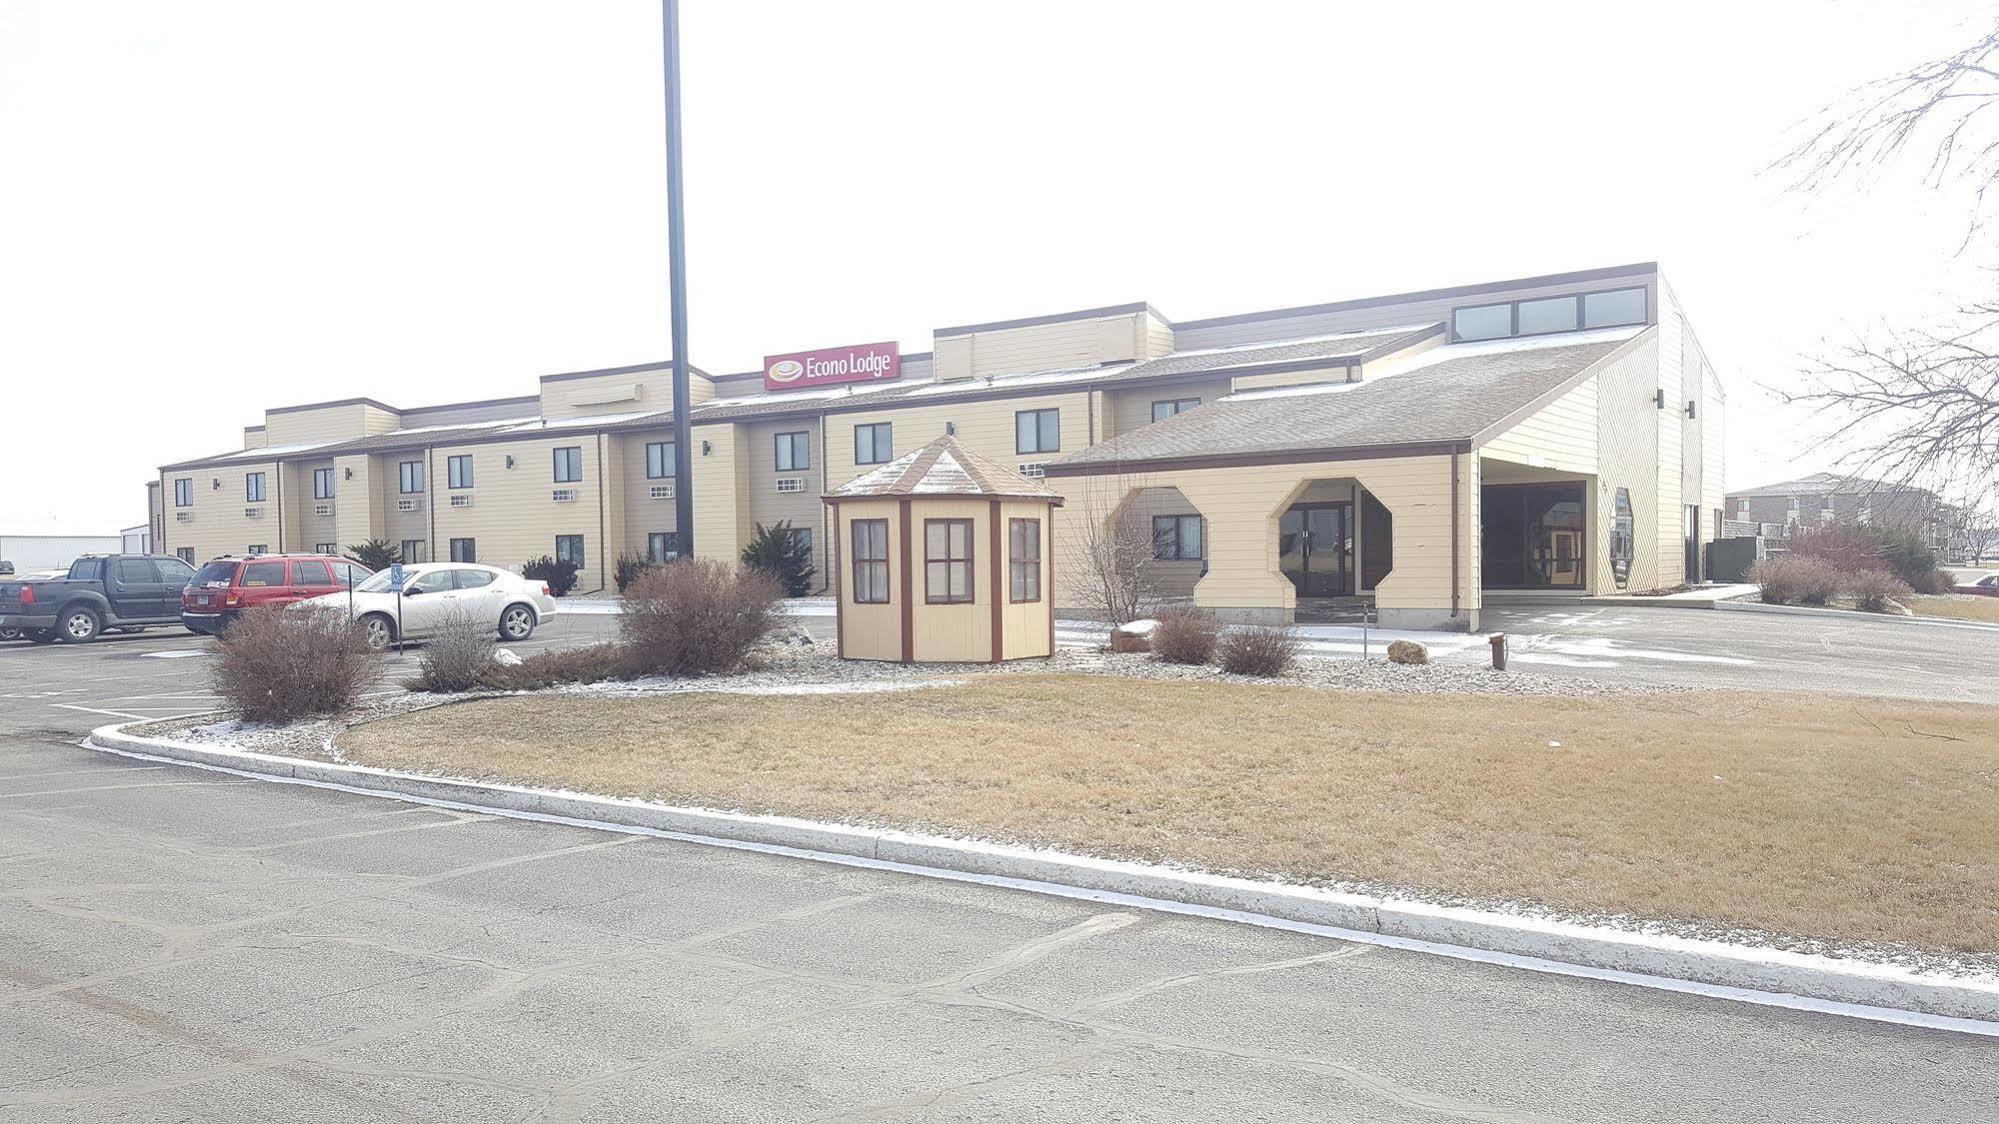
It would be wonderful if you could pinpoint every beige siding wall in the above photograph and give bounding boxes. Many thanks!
[1588,334,1663,592]
[1228,362,1355,394]
[427,436,608,589]
[1114,486,1205,601]
[1141,311,1175,359]
[825,391,1091,492]
[243,427,267,450]
[1056,452,1479,629]
[294,459,340,554]
[1653,282,1688,583]
[265,404,378,448]
[379,452,432,561]
[740,417,830,587]
[540,370,669,419]
[999,499,1055,660]
[159,461,283,561]
[833,499,903,661]
[1104,378,1235,437]
[615,429,680,559]
[690,423,746,563]
[908,499,994,661]
[1480,378,1600,475]
[933,310,1150,381]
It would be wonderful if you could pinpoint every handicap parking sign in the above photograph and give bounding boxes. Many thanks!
[389,562,405,592]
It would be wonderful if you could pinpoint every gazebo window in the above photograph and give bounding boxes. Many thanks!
[1009,518,1042,602]
[851,519,890,604]
[925,518,974,604]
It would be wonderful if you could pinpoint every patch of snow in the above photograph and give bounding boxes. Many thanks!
[140,650,208,660]
[911,450,976,493]
[901,362,1137,397]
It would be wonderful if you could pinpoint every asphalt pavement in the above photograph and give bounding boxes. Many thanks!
[2,612,1997,1121]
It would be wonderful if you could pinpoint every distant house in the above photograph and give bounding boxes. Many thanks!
[1725,473,1959,555]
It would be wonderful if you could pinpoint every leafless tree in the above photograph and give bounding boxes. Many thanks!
[1067,475,1160,627]
[1778,21,1999,491]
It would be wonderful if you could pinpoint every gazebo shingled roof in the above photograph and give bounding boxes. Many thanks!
[825,434,1063,503]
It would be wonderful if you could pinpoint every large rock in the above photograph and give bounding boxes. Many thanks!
[1386,639,1428,665]
[1109,619,1157,653]
[492,648,523,667]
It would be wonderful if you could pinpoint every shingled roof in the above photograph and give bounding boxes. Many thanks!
[1046,326,1654,475]
[827,435,1062,503]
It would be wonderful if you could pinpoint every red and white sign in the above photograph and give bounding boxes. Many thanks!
[762,341,901,393]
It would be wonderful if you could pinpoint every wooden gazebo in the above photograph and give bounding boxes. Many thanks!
[825,435,1062,663]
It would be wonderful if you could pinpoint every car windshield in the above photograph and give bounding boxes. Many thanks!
[354,568,420,593]
[192,561,238,587]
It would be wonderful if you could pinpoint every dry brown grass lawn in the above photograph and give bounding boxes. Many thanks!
[1909,595,1999,624]
[337,676,1999,956]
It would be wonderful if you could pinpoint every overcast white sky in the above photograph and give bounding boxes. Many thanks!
[2,0,1993,534]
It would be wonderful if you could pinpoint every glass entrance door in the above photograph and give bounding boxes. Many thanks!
[1279,503,1353,597]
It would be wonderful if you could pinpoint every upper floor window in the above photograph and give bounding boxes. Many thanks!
[775,431,811,472]
[553,446,583,483]
[1151,398,1200,423]
[448,454,474,489]
[244,473,266,502]
[399,460,424,494]
[1016,408,1060,455]
[313,467,335,499]
[1451,286,1649,342]
[854,422,892,465]
[174,478,193,507]
[645,441,676,479]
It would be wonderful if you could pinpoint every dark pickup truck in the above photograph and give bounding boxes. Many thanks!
[0,554,199,643]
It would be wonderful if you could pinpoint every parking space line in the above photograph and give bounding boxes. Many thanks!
[49,703,155,721]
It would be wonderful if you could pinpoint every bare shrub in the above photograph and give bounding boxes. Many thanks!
[620,559,781,677]
[212,604,380,723]
[1751,555,1844,605]
[1846,569,1915,612]
[478,643,635,691]
[1217,624,1299,677]
[1071,480,1160,627]
[408,608,494,693]
[1150,609,1220,665]
[1910,569,1955,595]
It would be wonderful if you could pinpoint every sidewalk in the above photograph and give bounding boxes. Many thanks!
[1580,583,1758,608]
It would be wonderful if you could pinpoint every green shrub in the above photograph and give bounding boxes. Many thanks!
[1751,555,1843,605]
[345,538,400,572]
[212,605,381,722]
[1846,569,1914,612]
[740,521,816,597]
[622,559,782,676]
[1150,609,1221,665]
[1217,624,1299,677]
[521,555,581,597]
[614,554,656,594]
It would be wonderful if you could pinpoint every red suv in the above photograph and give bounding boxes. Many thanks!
[181,554,372,635]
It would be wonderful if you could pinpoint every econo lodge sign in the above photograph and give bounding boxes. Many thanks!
[762,341,901,393]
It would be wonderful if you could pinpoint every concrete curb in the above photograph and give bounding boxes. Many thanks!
[84,721,1999,1029]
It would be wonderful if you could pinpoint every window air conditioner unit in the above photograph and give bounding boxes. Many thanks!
[552,488,579,503]
[774,478,804,494]
[396,499,418,512]
[176,511,194,524]
[1017,462,1047,478]
[449,493,473,508]
[244,507,264,519]
[314,503,333,517]
[649,482,675,500]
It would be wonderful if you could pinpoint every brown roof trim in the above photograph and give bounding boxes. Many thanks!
[266,396,401,416]
[538,360,719,384]
[402,393,541,413]
[1468,327,1658,448]
[936,301,1166,337]
[1171,263,1659,332]
[1042,440,1473,477]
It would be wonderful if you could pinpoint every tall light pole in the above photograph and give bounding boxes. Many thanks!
[662,0,694,556]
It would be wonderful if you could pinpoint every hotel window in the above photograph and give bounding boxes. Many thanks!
[1016,408,1060,454]
[399,460,424,494]
[244,472,267,502]
[247,544,267,555]
[850,519,889,604]
[555,534,585,568]
[1151,398,1200,423]
[1516,295,1580,336]
[1451,302,1514,342]
[854,422,892,465]
[788,526,813,562]
[176,547,196,564]
[775,431,811,471]
[401,539,428,563]
[448,455,474,489]
[449,538,476,563]
[1009,518,1041,603]
[647,532,681,562]
[174,478,193,507]
[645,441,675,479]
[1153,514,1204,560]
[553,446,583,483]
[313,467,335,499]
[924,518,974,604]
[315,542,337,555]
[1582,287,1648,329]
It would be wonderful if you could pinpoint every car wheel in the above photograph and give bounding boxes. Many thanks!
[58,607,102,643]
[361,614,395,652]
[27,629,57,644]
[0,626,19,641]
[498,603,536,642]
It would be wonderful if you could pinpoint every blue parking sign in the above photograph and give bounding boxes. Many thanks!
[389,562,405,592]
